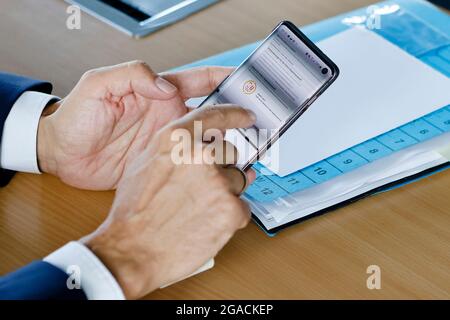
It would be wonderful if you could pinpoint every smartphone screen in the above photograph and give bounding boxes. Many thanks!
[199,21,339,169]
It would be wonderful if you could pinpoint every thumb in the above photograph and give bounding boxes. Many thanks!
[84,61,179,100]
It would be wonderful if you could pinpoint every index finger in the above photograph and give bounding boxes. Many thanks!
[161,67,234,100]
[180,105,256,134]
[89,60,178,100]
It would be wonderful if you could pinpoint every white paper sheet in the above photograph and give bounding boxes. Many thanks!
[261,27,450,176]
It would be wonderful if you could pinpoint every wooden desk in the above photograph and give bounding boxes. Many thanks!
[1,0,449,299]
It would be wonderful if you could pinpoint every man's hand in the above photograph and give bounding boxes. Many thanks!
[82,105,256,299]
[37,61,233,190]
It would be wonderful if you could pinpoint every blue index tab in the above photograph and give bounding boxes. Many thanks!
[301,160,341,184]
[439,46,450,62]
[424,108,450,132]
[245,169,289,203]
[373,10,450,57]
[251,162,267,173]
[420,54,450,77]
[400,118,442,142]
[376,129,417,151]
[352,140,394,162]
[268,171,315,194]
[327,149,369,173]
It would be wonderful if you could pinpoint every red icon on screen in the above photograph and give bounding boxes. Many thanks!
[243,80,257,95]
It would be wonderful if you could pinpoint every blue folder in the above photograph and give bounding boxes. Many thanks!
[179,0,450,234]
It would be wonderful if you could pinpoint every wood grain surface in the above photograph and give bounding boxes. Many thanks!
[0,0,449,299]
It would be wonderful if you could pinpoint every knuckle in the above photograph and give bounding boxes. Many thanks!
[222,196,241,214]
[201,163,219,180]
[211,168,229,187]
[220,198,250,230]
[205,67,215,89]
[240,203,252,225]
[129,60,153,73]
[81,69,100,81]
[219,215,239,233]
[241,214,251,227]
[130,59,146,67]
[236,198,251,215]
[231,199,251,225]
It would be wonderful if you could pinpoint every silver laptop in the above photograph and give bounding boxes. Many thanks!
[67,0,219,38]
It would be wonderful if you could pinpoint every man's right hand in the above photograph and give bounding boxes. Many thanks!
[82,105,257,299]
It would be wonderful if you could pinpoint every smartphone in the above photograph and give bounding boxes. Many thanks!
[199,21,339,170]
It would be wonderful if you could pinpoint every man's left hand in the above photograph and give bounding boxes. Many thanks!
[37,61,232,190]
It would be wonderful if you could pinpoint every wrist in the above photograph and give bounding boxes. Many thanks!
[37,101,60,175]
[81,223,159,299]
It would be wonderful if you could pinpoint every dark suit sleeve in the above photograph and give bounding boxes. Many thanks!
[0,72,53,186]
[0,73,86,300]
[0,261,87,300]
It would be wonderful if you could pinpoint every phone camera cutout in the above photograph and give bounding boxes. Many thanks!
[321,68,329,75]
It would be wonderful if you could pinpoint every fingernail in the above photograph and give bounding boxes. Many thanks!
[156,77,177,94]
[247,109,257,123]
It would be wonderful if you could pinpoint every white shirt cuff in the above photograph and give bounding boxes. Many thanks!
[44,241,125,300]
[0,91,58,173]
